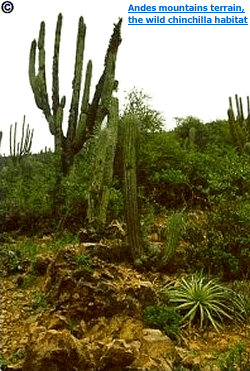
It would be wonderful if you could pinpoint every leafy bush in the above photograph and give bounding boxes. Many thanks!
[184,199,250,279]
[1,246,28,275]
[0,153,58,231]
[144,303,182,339]
[138,131,191,208]
[174,116,209,150]
[162,274,246,331]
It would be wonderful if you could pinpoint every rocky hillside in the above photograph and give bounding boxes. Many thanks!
[1,236,250,371]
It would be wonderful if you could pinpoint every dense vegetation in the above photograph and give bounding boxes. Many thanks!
[2,98,250,279]
[2,92,250,370]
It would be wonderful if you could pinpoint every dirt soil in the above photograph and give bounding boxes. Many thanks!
[1,237,250,371]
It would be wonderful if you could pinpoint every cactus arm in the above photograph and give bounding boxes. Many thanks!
[9,117,34,160]
[13,122,17,158]
[26,127,34,153]
[246,96,250,136]
[29,40,37,95]
[73,60,92,151]
[9,124,12,156]
[17,142,20,157]
[228,100,245,153]
[80,60,92,114]
[19,115,25,156]
[52,13,63,117]
[123,113,142,260]
[239,97,244,122]
[67,16,86,142]
[29,22,53,132]
[86,18,122,136]
[235,94,240,120]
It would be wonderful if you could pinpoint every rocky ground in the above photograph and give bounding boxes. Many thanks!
[1,237,250,371]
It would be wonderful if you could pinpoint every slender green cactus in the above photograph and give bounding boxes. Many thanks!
[122,113,142,261]
[0,131,2,150]
[183,126,196,150]
[29,13,122,176]
[228,95,250,153]
[9,116,34,161]
[87,97,119,231]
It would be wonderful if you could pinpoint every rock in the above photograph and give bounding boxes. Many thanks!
[78,227,99,242]
[22,329,95,371]
[48,314,69,330]
[119,317,144,341]
[132,328,177,371]
[99,339,135,370]
[79,319,87,336]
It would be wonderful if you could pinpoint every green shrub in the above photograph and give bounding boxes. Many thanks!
[216,342,250,371]
[32,290,48,310]
[162,274,246,331]
[184,199,250,279]
[1,246,28,275]
[144,303,182,339]
[0,153,58,230]
[75,253,93,273]
[0,355,8,370]
[174,116,208,150]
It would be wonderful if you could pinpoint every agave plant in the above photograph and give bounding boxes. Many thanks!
[162,274,246,331]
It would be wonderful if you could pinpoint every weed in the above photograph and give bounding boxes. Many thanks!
[16,239,40,261]
[144,303,182,340]
[69,317,78,336]
[52,231,80,251]
[0,355,8,370]
[18,273,37,289]
[1,247,26,275]
[215,342,250,371]
[75,253,94,274]
[32,290,48,310]
[10,348,25,364]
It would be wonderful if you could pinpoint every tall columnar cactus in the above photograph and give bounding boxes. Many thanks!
[184,126,196,150]
[87,96,119,231]
[29,13,122,176]
[9,116,34,160]
[227,95,250,153]
[122,113,142,260]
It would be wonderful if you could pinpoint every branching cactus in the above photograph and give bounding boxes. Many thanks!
[9,116,34,161]
[228,95,250,153]
[122,113,142,261]
[87,97,119,231]
[29,13,122,176]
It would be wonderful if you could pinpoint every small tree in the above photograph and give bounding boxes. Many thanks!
[123,88,165,133]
